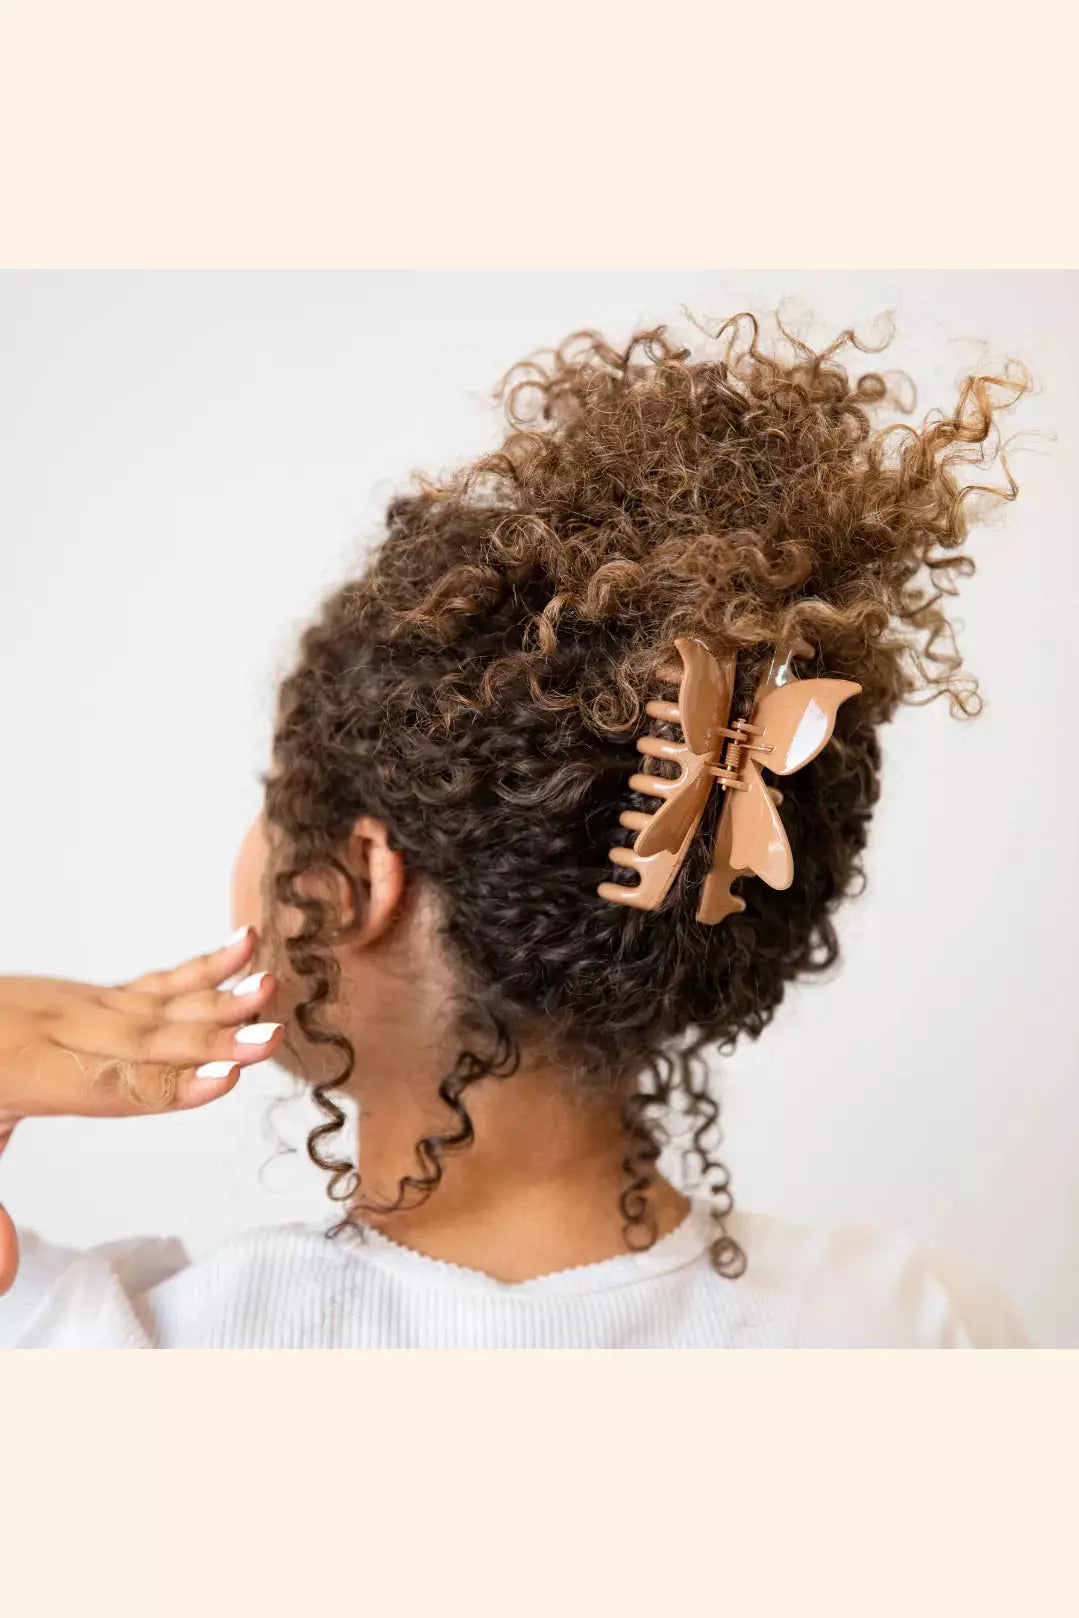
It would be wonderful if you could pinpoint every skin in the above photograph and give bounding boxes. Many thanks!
[233,814,691,1282]
[0,815,688,1298]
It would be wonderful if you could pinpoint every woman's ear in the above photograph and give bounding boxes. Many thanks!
[348,815,406,946]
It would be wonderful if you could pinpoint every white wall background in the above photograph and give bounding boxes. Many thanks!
[0,270,1075,1345]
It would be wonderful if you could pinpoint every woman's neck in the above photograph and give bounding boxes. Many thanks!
[349,1065,690,1284]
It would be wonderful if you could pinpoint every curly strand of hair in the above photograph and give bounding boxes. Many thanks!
[271,861,359,1206]
[678,1046,728,1204]
[676,1042,746,1279]
[349,1012,521,1225]
[617,1055,674,1251]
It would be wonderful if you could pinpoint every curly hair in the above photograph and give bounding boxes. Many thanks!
[259,311,1028,1278]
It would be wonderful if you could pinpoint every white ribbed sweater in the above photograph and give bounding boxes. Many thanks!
[0,1200,1026,1349]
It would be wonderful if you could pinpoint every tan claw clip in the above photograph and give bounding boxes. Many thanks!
[597,637,861,924]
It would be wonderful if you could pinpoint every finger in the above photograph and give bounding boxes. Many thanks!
[48,1020,283,1117]
[71,1055,247,1118]
[125,924,257,998]
[150,1058,247,1113]
[164,970,278,1026]
[67,1009,286,1074]
[135,1015,287,1071]
[169,970,278,1022]
[173,1059,246,1111]
[100,971,278,1030]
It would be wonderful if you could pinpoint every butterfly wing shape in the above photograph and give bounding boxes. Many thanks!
[634,761,713,857]
[715,675,861,894]
[696,793,748,924]
[751,678,862,775]
[673,637,735,756]
[634,638,734,858]
[697,775,788,920]
[728,756,794,889]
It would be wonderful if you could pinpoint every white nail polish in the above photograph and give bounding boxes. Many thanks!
[196,1061,236,1079]
[231,972,267,998]
[226,925,249,947]
[236,1022,280,1046]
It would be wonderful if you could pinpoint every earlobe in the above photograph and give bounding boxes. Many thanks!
[350,816,406,944]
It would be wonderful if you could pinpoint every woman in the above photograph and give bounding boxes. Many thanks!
[0,315,1029,1347]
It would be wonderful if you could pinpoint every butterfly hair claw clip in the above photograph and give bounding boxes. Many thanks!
[597,637,861,924]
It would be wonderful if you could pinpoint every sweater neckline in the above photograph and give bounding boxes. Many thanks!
[337,1197,721,1297]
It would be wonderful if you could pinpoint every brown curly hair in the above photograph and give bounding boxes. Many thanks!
[260,312,1028,1278]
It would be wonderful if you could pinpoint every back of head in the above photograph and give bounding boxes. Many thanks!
[262,313,1028,1267]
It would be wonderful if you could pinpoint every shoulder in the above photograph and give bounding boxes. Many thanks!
[0,1223,359,1352]
[0,1221,344,1348]
[727,1208,1029,1348]
[0,1221,351,1348]
[0,1226,190,1347]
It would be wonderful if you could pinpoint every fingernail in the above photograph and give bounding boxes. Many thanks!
[235,1022,281,1046]
[226,925,250,948]
[231,971,267,998]
[195,1061,238,1080]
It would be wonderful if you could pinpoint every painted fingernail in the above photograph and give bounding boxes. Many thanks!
[235,1022,281,1046]
[231,971,267,998]
[225,925,250,948]
[195,1061,238,1080]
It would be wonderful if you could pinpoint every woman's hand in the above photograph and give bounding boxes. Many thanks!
[0,925,284,1296]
